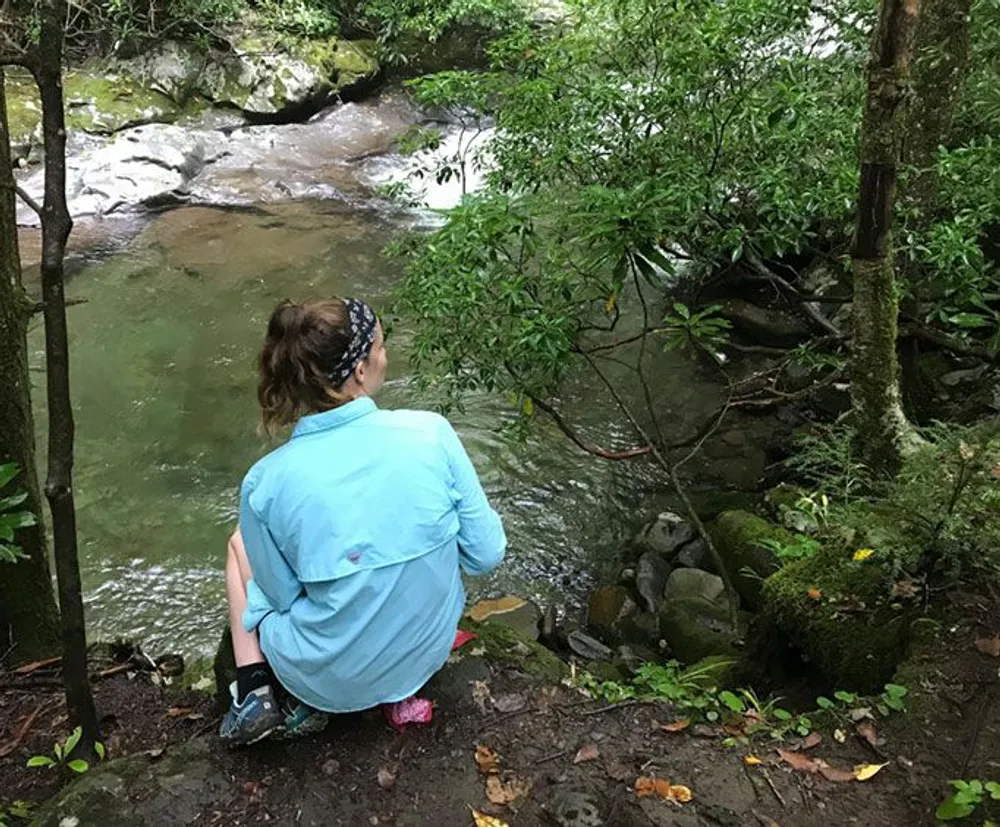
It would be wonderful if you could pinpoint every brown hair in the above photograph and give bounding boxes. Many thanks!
[257,298,354,435]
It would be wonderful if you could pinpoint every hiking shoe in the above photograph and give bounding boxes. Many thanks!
[280,697,329,739]
[219,683,284,746]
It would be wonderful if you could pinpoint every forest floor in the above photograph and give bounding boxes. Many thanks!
[1,587,998,827]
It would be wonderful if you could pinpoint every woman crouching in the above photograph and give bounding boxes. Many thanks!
[221,296,506,745]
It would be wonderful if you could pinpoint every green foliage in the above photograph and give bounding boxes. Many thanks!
[255,0,340,37]
[395,0,871,408]
[0,801,33,827]
[26,727,106,774]
[0,464,36,565]
[936,779,1000,822]
[656,302,731,363]
[756,533,821,563]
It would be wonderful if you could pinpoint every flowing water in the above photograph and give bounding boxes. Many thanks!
[21,97,760,659]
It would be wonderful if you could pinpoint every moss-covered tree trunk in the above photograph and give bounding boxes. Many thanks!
[850,0,921,478]
[34,0,99,751]
[0,68,60,664]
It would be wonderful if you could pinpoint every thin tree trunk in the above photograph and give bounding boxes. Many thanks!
[0,68,60,665]
[850,0,921,479]
[33,0,98,751]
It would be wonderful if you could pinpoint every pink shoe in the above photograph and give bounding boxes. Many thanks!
[383,696,434,733]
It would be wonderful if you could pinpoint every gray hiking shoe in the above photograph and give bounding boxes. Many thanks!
[219,683,284,746]
[280,697,329,739]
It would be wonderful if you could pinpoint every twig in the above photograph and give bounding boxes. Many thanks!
[0,701,48,757]
[581,700,638,716]
[534,749,567,764]
[13,655,61,674]
[188,713,223,741]
[744,248,843,339]
[959,686,994,778]
[31,297,88,315]
[759,768,787,810]
[478,706,536,731]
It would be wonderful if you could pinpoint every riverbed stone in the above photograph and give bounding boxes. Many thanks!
[658,597,743,663]
[662,567,726,607]
[64,70,183,134]
[708,510,795,610]
[466,596,541,640]
[718,298,811,346]
[119,40,209,104]
[635,550,671,613]
[634,511,694,559]
[674,538,711,570]
[586,585,637,642]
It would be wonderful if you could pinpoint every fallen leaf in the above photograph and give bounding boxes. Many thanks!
[634,777,693,803]
[975,635,1000,657]
[777,749,817,773]
[817,763,856,783]
[377,767,396,790]
[802,732,823,750]
[856,721,878,747]
[853,762,889,781]
[492,693,526,713]
[190,676,214,692]
[848,707,874,722]
[574,743,600,764]
[470,807,509,827]
[806,587,822,600]
[485,775,530,805]
[659,719,691,733]
[165,706,193,718]
[466,596,527,623]
[833,729,847,743]
[891,579,920,599]
[744,755,762,766]
[853,548,875,562]
[475,745,500,775]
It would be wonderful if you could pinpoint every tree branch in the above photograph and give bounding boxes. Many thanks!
[529,395,651,460]
[743,248,844,339]
[15,184,41,217]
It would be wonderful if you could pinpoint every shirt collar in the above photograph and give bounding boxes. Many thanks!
[292,396,377,438]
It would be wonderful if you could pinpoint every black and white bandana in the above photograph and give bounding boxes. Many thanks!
[329,297,378,386]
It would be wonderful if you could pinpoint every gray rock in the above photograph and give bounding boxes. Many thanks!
[545,789,604,827]
[635,511,696,558]
[663,567,726,606]
[635,550,670,613]
[567,630,614,661]
[659,597,745,663]
[674,538,711,570]
[118,40,208,104]
[718,298,811,347]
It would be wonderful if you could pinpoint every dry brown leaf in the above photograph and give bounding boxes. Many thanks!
[472,681,493,713]
[377,767,396,790]
[802,732,823,750]
[806,587,822,600]
[634,777,693,803]
[574,743,600,764]
[475,745,500,775]
[466,596,527,622]
[659,719,690,733]
[816,762,856,783]
[856,721,878,747]
[975,635,1000,657]
[777,749,818,773]
[485,775,530,805]
[470,807,510,827]
[165,706,193,718]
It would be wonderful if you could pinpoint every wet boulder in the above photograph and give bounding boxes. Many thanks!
[662,567,726,607]
[635,550,671,613]
[585,585,658,647]
[658,597,745,664]
[717,298,811,347]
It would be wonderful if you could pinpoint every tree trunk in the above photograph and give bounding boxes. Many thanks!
[34,0,98,750]
[850,0,921,479]
[903,0,973,217]
[0,69,60,665]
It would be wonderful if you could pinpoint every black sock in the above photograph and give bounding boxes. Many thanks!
[236,662,275,704]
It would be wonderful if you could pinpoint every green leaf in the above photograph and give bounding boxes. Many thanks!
[67,759,89,774]
[816,696,834,710]
[95,742,106,760]
[0,463,20,491]
[26,756,55,768]
[935,795,977,820]
[64,726,82,756]
[772,708,793,721]
[718,691,745,713]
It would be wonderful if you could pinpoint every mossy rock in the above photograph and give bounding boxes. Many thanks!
[458,617,567,682]
[30,738,230,827]
[5,71,43,159]
[708,510,795,610]
[63,70,181,134]
[760,545,912,692]
[658,597,745,664]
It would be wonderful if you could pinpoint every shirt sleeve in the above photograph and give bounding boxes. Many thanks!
[238,479,303,628]
[438,417,507,576]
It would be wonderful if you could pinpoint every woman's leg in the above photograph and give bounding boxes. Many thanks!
[226,530,266,668]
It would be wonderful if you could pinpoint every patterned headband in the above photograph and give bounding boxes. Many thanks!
[329,297,378,386]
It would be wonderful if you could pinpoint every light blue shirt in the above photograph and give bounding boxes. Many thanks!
[239,397,506,713]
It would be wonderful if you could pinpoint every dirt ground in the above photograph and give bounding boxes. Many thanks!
[1,588,998,827]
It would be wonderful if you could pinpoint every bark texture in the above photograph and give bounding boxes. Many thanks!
[850,0,920,478]
[0,68,60,664]
[34,0,99,748]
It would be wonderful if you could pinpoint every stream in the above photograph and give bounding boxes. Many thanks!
[19,92,766,659]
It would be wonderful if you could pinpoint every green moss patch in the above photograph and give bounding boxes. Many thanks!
[708,510,795,609]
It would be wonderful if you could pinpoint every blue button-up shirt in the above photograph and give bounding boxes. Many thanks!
[240,397,506,713]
